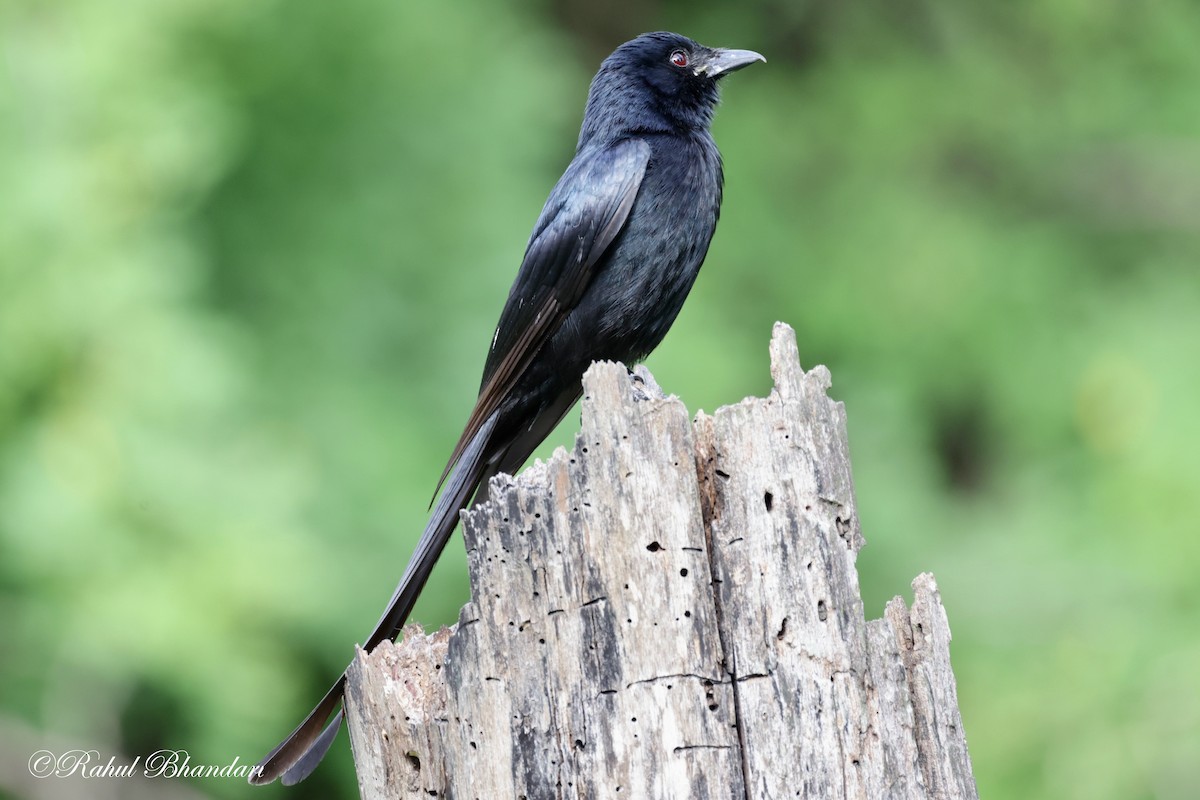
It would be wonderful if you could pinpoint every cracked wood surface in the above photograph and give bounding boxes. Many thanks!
[345,323,978,800]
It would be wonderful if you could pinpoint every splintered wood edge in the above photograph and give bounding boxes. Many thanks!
[345,626,455,798]
[770,320,832,401]
[885,573,979,799]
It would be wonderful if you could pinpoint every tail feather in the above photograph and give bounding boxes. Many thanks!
[281,709,343,785]
[249,679,344,785]
[249,411,501,785]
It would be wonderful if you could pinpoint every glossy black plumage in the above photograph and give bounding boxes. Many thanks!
[250,31,762,786]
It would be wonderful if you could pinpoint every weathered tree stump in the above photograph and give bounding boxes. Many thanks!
[345,323,978,800]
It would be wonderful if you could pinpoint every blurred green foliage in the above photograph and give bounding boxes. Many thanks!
[2,0,1198,798]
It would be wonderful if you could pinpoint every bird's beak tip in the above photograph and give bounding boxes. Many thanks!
[697,48,767,78]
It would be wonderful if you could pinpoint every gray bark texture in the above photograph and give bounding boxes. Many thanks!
[344,322,978,800]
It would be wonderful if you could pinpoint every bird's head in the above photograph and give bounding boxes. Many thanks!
[578,32,764,146]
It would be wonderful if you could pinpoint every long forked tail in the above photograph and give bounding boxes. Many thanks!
[249,411,501,786]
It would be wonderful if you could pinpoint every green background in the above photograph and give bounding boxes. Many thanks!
[2,1,1198,798]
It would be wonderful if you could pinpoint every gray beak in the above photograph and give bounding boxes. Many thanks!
[695,48,766,78]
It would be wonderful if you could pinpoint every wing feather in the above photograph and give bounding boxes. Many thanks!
[433,139,651,493]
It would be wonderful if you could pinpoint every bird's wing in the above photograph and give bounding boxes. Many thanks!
[434,137,651,493]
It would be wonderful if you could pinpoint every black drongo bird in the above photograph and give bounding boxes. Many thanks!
[250,31,763,786]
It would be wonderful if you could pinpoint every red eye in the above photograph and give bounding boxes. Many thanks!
[670,50,689,68]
